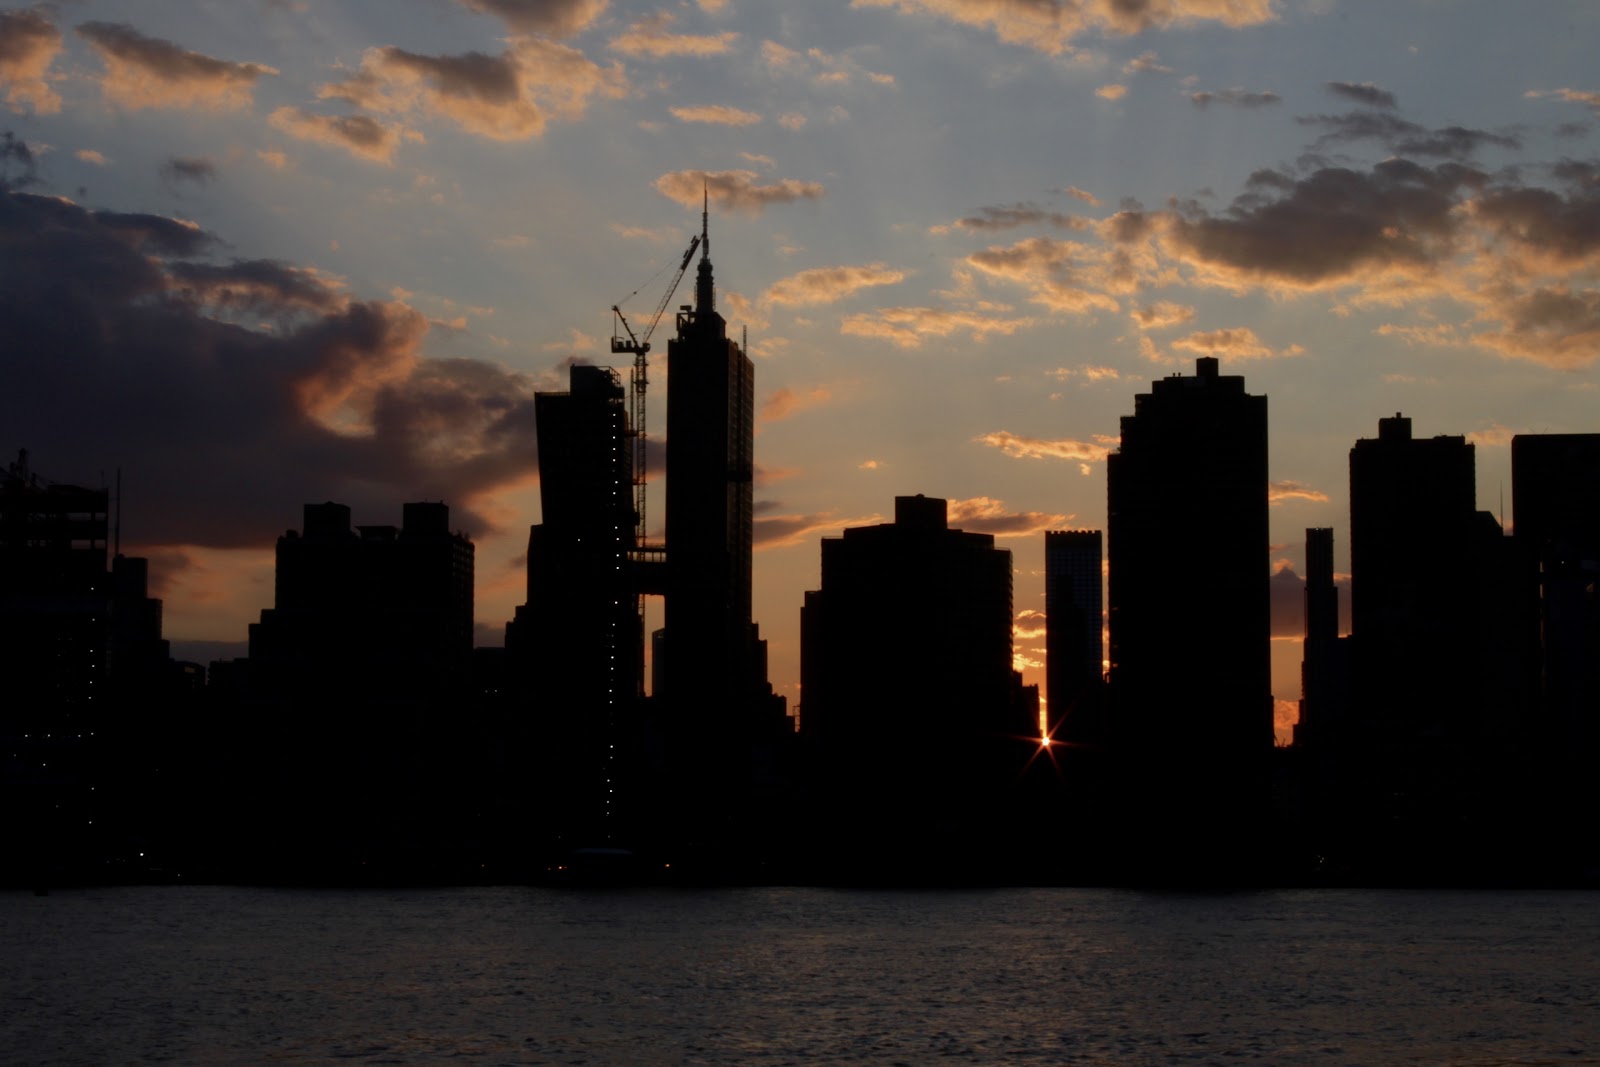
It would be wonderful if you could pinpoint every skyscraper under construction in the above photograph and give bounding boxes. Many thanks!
[656,201,786,841]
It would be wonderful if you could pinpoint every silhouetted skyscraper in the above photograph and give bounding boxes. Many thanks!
[801,495,1018,839]
[1343,414,1526,873]
[1512,433,1600,868]
[1107,358,1271,752]
[1044,529,1103,744]
[657,202,785,843]
[506,364,643,845]
[1105,357,1270,866]
[244,500,474,866]
[1296,526,1341,748]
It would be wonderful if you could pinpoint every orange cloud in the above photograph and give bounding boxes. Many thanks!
[1095,83,1127,100]
[1274,698,1299,746]
[1130,300,1195,330]
[850,0,1276,56]
[655,168,824,215]
[670,104,761,125]
[760,385,833,422]
[0,9,61,114]
[948,496,1068,537]
[1172,326,1303,360]
[269,107,403,162]
[754,509,881,548]
[840,306,1034,347]
[975,432,1112,467]
[319,37,626,141]
[610,12,738,57]
[966,236,1122,313]
[77,22,277,111]
[763,263,906,306]
[1268,480,1329,505]
[456,0,607,37]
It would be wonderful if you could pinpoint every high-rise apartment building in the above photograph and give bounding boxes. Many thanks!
[1107,357,1271,756]
[1105,357,1271,863]
[1044,529,1102,743]
[801,495,1018,831]
[506,364,642,845]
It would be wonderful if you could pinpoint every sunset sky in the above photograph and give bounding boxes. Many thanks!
[3,0,1598,737]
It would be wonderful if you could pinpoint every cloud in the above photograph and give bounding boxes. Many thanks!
[975,431,1112,467]
[760,385,832,422]
[655,169,825,215]
[1189,88,1281,108]
[1268,480,1329,504]
[161,155,217,186]
[1171,326,1302,360]
[777,112,806,129]
[1062,186,1100,206]
[1327,80,1396,109]
[1466,423,1517,448]
[455,0,607,37]
[670,104,761,125]
[1274,698,1298,745]
[1297,110,1519,159]
[763,39,895,88]
[1124,50,1173,75]
[269,107,403,162]
[762,263,906,306]
[841,306,1034,347]
[945,202,1094,233]
[1268,560,1301,640]
[0,9,62,114]
[76,148,108,166]
[948,496,1067,537]
[1526,88,1600,116]
[753,509,880,548]
[1014,608,1048,639]
[849,0,1277,57]
[1129,300,1194,330]
[319,38,626,141]
[0,186,543,547]
[1047,364,1122,382]
[1136,159,1600,367]
[1095,84,1127,101]
[76,22,277,110]
[965,236,1122,313]
[610,12,738,57]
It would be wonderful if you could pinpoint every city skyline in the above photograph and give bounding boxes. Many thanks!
[3,2,1599,735]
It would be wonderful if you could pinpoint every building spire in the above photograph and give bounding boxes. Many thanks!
[695,181,715,314]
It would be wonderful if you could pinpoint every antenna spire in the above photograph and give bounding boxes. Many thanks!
[695,181,715,314]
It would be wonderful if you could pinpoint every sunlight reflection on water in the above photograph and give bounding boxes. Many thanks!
[3,886,1597,1065]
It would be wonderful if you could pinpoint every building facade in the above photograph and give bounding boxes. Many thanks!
[1044,528,1103,744]
[1105,357,1271,861]
[801,495,1019,837]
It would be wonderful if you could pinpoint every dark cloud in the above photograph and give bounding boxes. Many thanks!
[656,169,824,215]
[1190,88,1281,109]
[951,202,1092,233]
[161,155,217,185]
[0,128,36,187]
[1166,160,1485,286]
[0,185,541,549]
[1327,80,1397,109]
[1298,110,1520,159]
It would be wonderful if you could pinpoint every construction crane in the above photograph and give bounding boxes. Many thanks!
[611,232,699,553]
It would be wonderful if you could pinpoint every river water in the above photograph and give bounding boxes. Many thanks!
[3,886,1597,1065]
